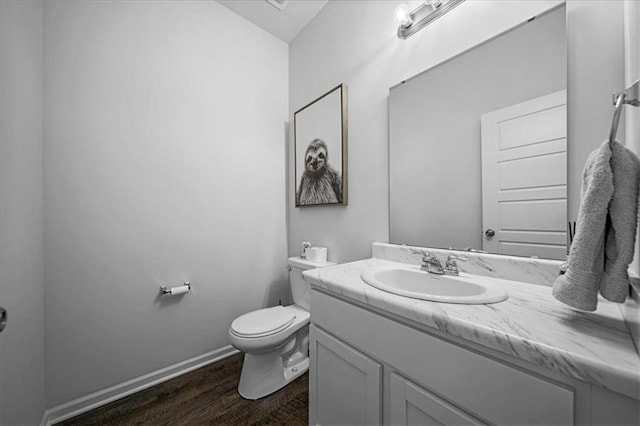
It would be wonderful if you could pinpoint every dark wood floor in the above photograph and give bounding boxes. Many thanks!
[58,353,308,425]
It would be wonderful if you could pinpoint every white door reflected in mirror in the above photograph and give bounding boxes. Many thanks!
[481,90,567,260]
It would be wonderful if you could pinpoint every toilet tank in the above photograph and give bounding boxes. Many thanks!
[287,256,336,310]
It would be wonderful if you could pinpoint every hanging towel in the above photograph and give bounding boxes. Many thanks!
[552,141,614,311]
[600,141,640,302]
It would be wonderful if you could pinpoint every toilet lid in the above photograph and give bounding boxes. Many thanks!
[230,306,296,338]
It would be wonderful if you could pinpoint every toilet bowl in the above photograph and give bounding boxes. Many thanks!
[228,256,335,400]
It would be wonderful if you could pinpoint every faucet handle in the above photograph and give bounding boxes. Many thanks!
[421,252,444,274]
[444,263,458,276]
[444,254,467,276]
[422,252,438,262]
[446,253,469,262]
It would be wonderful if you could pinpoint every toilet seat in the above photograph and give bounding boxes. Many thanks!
[227,303,311,399]
[230,306,296,338]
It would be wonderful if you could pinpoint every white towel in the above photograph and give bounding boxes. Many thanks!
[552,141,614,311]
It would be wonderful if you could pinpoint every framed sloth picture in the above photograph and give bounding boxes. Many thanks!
[294,84,348,207]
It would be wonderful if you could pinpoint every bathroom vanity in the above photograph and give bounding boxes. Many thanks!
[303,243,640,425]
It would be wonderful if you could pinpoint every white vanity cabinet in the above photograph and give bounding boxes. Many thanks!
[309,325,382,425]
[389,373,485,425]
[309,289,639,426]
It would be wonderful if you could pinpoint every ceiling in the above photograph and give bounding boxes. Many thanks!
[216,0,329,43]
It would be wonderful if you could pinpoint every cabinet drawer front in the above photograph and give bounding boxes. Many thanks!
[310,325,382,426]
[312,290,574,425]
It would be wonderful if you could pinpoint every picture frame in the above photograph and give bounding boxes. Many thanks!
[294,84,348,207]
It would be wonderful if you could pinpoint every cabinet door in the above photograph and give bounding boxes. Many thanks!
[390,373,486,426]
[309,325,382,426]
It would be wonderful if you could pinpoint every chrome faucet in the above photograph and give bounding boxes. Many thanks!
[420,253,444,275]
[444,255,461,276]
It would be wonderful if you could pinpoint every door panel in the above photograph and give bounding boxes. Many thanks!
[500,200,567,231]
[0,1,45,424]
[498,104,566,150]
[482,90,567,259]
[499,152,566,190]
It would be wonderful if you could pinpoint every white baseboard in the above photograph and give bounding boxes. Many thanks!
[41,345,239,426]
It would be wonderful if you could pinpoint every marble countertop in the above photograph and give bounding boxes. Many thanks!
[303,258,640,400]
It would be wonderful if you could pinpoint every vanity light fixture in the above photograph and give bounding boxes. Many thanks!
[266,0,288,12]
[394,0,465,39]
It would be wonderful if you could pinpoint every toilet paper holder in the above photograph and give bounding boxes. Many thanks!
[160,282,191,296]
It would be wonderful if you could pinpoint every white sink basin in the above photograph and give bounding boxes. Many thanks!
[361,265,508,304]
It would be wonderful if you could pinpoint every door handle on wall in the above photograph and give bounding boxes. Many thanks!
[0,307,6,333]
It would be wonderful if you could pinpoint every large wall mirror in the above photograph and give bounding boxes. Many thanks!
[389,5,567,260]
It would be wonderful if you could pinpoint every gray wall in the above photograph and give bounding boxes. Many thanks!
[288,0,566,262]
[389,8,566,249]
[43,0,289,407]
[567,0,624,222]
[0,0,46,423]
[289,0,625,263]
[624,0,640,353]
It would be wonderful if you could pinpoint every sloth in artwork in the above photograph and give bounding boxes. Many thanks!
[297,139,342,205]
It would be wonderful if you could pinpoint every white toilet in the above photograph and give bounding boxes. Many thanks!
[228,256,335,400]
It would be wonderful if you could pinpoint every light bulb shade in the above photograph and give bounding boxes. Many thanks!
[394,4,412,28]
[397,0,465,39]
[425,0,444,8]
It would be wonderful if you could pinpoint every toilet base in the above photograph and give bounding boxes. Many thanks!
[237,352,309,400]
[237,327,309,400]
